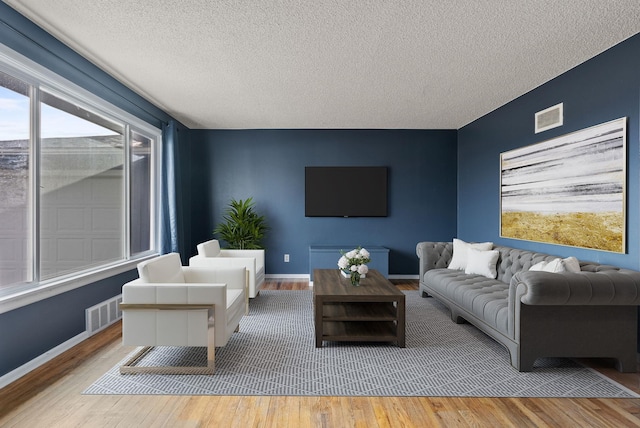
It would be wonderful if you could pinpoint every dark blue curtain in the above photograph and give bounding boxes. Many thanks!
[160,120,179,254]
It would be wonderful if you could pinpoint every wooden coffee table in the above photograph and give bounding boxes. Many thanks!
[313,269,405,347]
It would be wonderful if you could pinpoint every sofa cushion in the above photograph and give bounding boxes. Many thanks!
[563,256,581,273]
[530,258,566,273]
[530,257,582,273]
[465,248,499,278]
[448,238,494,270]
[529,261,545,271]
[424,269,509,336]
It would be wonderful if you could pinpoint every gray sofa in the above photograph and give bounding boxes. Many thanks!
[416,241,640,372]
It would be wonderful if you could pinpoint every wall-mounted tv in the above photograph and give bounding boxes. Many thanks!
[305,166,388,217]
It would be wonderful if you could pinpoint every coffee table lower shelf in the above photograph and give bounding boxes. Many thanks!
[321,321,400,343]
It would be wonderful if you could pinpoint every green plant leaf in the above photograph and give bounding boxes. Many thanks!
[213,197,270,249]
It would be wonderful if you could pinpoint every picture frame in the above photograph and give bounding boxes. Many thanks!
[500,117,627,253]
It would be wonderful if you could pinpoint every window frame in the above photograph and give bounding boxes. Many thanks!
[0,44,161,314]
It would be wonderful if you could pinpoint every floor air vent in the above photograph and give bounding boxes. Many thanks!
[85,295,122,335]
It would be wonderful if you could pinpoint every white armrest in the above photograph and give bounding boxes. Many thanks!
[189,255,256,274]
[122,279,227,305]
[219,249,265,271]
[183,266,246,291]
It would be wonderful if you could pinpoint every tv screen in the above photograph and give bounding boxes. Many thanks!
[305,166,388,217]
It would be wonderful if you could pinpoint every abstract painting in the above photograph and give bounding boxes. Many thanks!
[500,118,626,253]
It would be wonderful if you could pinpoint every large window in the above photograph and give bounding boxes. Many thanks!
[130,130,153,255]
[0,71,30,286]
[0,55,159,297]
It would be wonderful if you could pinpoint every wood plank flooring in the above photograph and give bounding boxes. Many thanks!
[1,278,640,427]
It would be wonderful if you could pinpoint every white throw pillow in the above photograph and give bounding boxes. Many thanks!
[448,238,494,270]
[529,258,566,273]
[563,256,581,273]
[543,258,566,273]
[465,248,499,279]
[529,261,546,271]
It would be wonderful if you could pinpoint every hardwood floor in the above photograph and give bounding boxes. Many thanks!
[1,278,640,427]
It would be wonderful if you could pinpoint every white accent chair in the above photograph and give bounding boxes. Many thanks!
[189,239,265,299]
[120,253,246,374]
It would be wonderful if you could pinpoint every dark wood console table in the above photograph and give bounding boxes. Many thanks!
[313,269,405,347]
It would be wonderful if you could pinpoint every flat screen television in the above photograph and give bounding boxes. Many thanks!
[305,166,388,217]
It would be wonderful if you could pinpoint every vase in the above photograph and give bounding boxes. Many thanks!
[340,269,365,286]
[351,274,361,286]
[340,270,366,279]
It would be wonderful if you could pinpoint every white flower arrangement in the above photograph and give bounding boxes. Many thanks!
[337,247,371,285]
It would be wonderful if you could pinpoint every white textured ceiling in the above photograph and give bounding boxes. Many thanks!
[4,0,640,129]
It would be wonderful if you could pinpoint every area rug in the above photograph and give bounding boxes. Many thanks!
[84,290,639,398]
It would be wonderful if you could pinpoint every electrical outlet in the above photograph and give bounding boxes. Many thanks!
[284,254,290,263]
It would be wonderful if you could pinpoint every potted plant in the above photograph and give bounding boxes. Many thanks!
[213,197,269,249]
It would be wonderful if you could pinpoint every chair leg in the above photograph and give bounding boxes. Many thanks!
[119,346,216,375]
[120,309,216,375]
[245,270,250,315]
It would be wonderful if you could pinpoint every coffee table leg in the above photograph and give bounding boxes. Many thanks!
[315,295,323,347]
[397,297,406,348]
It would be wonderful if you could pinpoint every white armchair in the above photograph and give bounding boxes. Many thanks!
[120,253,246,374]
[189,239,265,298]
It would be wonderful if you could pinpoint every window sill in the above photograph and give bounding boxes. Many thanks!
[0,254,157,315]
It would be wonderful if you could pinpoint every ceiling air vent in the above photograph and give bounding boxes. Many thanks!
[535,103,563,133]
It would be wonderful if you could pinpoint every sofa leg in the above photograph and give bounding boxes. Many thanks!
[514,350,535,372]
[421,290,431,298]
[450,310,466,324]
[614,355,638,373]
[514,361,534,372]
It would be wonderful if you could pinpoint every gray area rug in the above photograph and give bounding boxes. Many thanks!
[84,290,639,397]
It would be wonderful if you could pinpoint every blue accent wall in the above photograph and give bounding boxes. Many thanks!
[458,33,640,269]
[0,271,137,375]
[188,129,458,275]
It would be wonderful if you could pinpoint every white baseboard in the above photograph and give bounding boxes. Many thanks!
[0,331,89,390]
[265,274,310,279]
[389,274,420,279]
[265,274,419,280]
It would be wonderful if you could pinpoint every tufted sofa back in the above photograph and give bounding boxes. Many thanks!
[494,246,621,283]
[417,241,621,285]
[420,241,453,269]
[494,246,556,284]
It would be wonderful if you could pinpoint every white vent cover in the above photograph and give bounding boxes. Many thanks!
[85,294,122,335]
[535,103,563,133]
